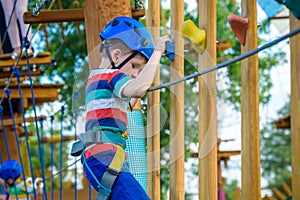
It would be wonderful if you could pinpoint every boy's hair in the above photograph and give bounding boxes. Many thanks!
[100,38,132,58]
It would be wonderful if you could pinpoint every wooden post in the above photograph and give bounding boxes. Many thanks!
[169,0,184,199]
[0,126,20,161]
[241,0,260,199]
[198,0,218,199]
[290,13,300,200]
[146,0,160,199]
[83,0,131,71]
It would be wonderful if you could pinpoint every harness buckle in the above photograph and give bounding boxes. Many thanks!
[106,166,120,176]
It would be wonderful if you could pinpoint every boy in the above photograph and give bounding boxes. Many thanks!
[0,160,43,200]
[81,16,170,199]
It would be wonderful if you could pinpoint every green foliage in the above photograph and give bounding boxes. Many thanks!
[261,101,291,189]
[224,179,239,199]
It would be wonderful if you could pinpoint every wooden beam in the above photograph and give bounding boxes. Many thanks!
[146,0,160,199]
[241,0,260,199]
[290,13,300,200]
[24,9,83,24]
[169,0,184,199]
[24,7,145,24]
[0,56,52,68]
[272,115,290,129]
[198,0,218,199]
[0,116,46,129]
[0,68,43,79]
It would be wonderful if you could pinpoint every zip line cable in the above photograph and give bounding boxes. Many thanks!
[148,27,300,91]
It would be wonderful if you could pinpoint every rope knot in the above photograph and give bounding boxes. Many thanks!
[4,88,12,97]
[22,37,31,49]
[12,66,21,78]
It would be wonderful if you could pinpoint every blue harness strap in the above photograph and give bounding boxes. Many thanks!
[74,128,127,199]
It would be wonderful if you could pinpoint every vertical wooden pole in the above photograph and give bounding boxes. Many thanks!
[290,14,300,200]
[240,0,260,199]
[0,126,19,161]
[83,0,131,71]
[198,0,218,199]
[170,0,184,199]
[146,0,160,199]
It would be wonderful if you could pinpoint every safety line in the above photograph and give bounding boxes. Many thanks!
[5,89,30,200]
[13,66,37,200]
[50,115,54,200]
[148,27,300,91]
[59,106,64,200]
[0,107,20,199]
[24,39,48,200]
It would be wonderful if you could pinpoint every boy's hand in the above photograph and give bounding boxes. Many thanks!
[154,35,171,54]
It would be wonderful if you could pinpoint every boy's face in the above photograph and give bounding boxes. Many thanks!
[6,178,14,187]
[118,52,146,78]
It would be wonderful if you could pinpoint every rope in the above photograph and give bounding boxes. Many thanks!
[73,92,79,200]
[148,27,300,91]
[0,106,19,199]
[50,115,55,200]
[4,89,30,200]
[39,116,45,162]
[45,157,81,180]
[12,66,37,199]
[59,106,64,200]
[23,38,48,200]
[0,0,17,51]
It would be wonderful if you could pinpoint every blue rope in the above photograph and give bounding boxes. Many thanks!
[59,106,65,200]
[23,37,48,200]
[0,106,19,200]
[12,66,37,199]
[39,116,45,160]
[50,115,54,200]
[73,92,79,200]
[4,89,30,200]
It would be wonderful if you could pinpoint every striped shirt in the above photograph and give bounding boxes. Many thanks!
[85,68,132,132]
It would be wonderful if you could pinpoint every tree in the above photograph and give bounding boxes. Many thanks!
[260,101,291,189]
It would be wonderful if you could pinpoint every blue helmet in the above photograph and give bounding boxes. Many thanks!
[100,16,154,60]
[0,160,22,181]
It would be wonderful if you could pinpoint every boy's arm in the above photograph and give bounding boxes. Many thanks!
[122,35,171,98]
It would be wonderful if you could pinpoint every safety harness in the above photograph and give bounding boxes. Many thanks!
[71,127,128,199]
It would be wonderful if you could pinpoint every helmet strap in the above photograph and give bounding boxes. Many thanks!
[101,40,139,70]
[115,51,138,69]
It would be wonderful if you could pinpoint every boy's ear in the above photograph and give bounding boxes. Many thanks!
[111,49,122,64]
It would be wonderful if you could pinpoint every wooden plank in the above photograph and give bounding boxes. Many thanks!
[190,150,241,159]
[169,0,185,199]
[290,13,300,200]
[0,68,43,79]
[24,7,145,24]
[272,188,286,200]
[272,115,290,129]
[280,182,292,196]
[24,9,84,24]
[240,0,260,199]
[0,116,46,129]
[146,0,161,199]
[198,0,218,199]
[0,56,52,68]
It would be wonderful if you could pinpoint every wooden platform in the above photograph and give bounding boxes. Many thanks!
[0,52,52,68]
[1,83,64,109]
